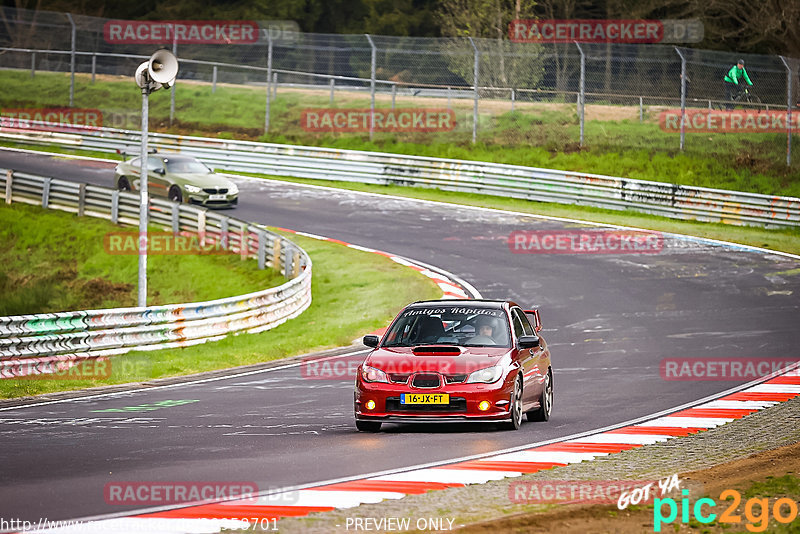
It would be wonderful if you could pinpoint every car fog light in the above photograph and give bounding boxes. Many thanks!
[478,400,491,411]
[365,400,376,410]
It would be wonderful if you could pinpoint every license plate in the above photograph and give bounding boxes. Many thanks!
[208,194,227,201]
[400,393,449,405]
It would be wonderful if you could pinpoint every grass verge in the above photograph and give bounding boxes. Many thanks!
[0,231,441,399]
[1,70,798,197]
[0,202,280,315]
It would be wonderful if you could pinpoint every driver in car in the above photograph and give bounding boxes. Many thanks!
[469,316,497,345]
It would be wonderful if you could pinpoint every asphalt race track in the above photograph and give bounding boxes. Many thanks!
[1,148,799,523]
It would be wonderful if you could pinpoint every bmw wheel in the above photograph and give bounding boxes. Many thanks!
[168,185,183,203]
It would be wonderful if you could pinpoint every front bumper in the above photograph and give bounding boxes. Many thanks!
[188,194,238,208]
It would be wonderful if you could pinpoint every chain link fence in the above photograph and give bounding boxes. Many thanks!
[0,6,797,166]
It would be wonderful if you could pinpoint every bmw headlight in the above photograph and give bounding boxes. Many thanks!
[361,364,389,383]
[466,365,503,384]
[228,183,239,195]
[184,184,202,194]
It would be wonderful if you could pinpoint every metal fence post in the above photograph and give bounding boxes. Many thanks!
[42,178,51,208]
[66,13,76,107]
[639,96,643,122]
[365,34,377,141]
[220,216,229,249]
[675,47,687,151]
[282,244,292,278]
[30,52,35,78]
[329,78,335,104]
[171,203,180,234]
[468,37,479,144]
[212,65,217,93]
[391,84,396,110]
[5,170,13,204]
[170,36,177,126]
[265,31,273,134]
[576,42,585,147]
[91,54,96,84]
[780,56,793,166]
[511,88,515,112]
[257,231,266,270]
[77,183,85,216]
[111,190,119,223]
[447,86,451,110]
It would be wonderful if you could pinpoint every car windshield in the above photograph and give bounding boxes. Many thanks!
[382,305,511,348]
[165,158,211,174]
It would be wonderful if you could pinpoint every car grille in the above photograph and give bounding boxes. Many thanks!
[388,373,410,384]
[444,374,467,384]
[386,396,467,413]
[203,188,228,194]
[412,374,440,388]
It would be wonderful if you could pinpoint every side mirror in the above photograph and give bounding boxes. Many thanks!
[363,335,380,348]
[518,335,540,349]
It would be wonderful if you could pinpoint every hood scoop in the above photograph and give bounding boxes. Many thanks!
[412,345,462,356]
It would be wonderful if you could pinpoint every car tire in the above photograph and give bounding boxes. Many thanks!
[527,369,553,422]
[168,185,183,203]
[501,376,523,430]
[118,177,131,191]
[355,420,381,432]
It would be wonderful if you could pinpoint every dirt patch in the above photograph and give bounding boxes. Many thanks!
[456,441,800,534]
[71,277,133,309]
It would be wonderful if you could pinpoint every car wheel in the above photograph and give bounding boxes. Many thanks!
[168,185,183,203]
[501,376,523,430]
[355,420,381,432]
[118,177,131,191]
[527,369,553,422]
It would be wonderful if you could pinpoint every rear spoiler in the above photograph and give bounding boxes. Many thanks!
[116,147,158,161]
[524,309,542,333]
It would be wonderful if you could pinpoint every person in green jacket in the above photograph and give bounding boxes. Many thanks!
[723,59,753,110]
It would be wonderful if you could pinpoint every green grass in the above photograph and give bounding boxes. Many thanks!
[1,70,798,197]
[0,202,281,315]
[0,231,441,399]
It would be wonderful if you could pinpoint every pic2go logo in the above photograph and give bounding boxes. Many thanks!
[654,489,799,532]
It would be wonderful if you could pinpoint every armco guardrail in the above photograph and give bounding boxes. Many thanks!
[0,168,312,378]
[1,123,798,228]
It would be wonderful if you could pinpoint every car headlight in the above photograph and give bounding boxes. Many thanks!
[184,184,202,194]
[228,183,239,195]
[361,364,389,383]
[465,365,503,384]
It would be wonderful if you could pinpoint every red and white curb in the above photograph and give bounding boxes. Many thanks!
[23,373,800,533]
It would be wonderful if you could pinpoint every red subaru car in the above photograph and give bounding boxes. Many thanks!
[354,299,553,432]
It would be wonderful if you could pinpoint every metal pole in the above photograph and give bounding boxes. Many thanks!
[511,88,515,112]
[391,84,396,110]
[365,34,377,141]
[66,13,76,107]
[170,35,177,126]
[30,52,35,78]
[265,31,273,133]
[468,37,479,144]
[212,65,217,93]
[639,96,643,122]
[780,56,793,166]
[447,86,451,110]
[676,47,686,151]
[576,42,585,147]
[138,87,150,308]
[91,54,96,84]
[329,78,335,104]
